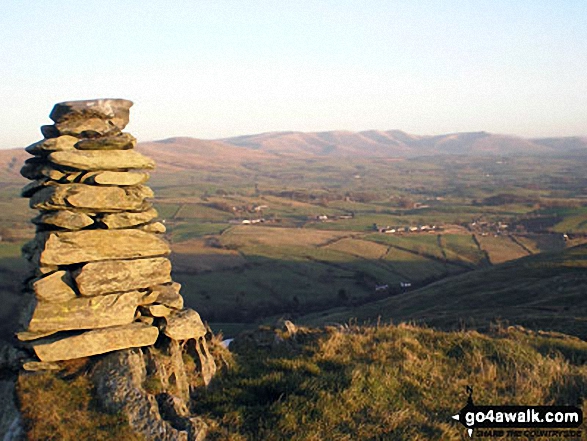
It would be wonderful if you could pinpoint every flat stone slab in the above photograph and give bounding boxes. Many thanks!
[17,330,59,342]
[101,207,158,229]
[38,229,170,266]
[20,157,47,179]
[32,270,77,302]
[75,133,136,150]
[31,322,159,362]
[30,183,153,212]
[163,309,207,341]
[50,99,133,126]
[140,222,166,234]
[21,178,49,198]
[74,257,172,296]
[32,210,94,230]
[28,290,145,333]
[49,149,154,171]
[25,136,78,155]
[146,304,173,317]
[150,283,184,309]
[82,171,149,186]
[53,119,122,137]
[22,361,62,371]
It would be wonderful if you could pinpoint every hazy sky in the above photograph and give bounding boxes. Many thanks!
[1,0,586,148]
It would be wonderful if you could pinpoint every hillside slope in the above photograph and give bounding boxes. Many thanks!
[222,130,587,157]
[137,137,279,172]
[15,324,587,440]
[194,324,587,440]
[301,244,587,338]
[1,131,586,177]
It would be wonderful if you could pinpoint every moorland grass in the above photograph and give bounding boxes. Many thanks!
[194,323,587,440]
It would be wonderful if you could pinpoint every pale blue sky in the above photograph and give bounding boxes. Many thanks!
[1,0,586,148]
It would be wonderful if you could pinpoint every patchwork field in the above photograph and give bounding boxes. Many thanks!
[0,149,586,340]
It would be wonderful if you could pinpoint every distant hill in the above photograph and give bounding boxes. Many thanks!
[0,137,279,181]
[1,131,586,177]
[221,130,587,157]
[301,244,587,339]
[137,137,279,172]
[0,148,29,183]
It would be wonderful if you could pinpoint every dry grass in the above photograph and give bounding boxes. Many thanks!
[221,226,348,249]
[172,239,246,273]
[476,235,530,264]
[325,238,389,259]
[194,323,587,440]
[17,368,144,441]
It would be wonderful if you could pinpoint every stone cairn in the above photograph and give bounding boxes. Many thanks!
[18,99,216,387]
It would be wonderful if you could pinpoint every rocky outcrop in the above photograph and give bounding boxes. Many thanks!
[16,100,216,367]
[92,348,207,441]
[11,98,217,439]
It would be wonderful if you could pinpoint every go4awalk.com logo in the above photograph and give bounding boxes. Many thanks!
[451,387,583,438]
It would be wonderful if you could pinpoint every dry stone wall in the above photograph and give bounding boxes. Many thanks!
[18,99,216,382]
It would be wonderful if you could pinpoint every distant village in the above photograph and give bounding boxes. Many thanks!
[372,224,440,234]
[467,219,510,236]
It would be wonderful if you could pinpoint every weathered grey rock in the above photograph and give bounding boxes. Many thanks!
[146,304,173,317]
[38,264,58,275]
[28,290,145,333]
[143,345,208,439]
[30,183,153,212]
[91,348,204,441]
[191,337,216,387]
[32,210,94,230]
[21,178,50,198]
[21,158,81,182]
[169,340,189,402]
[60,170,83,182]
[22,241,57,272]
[32,270,77,302]
[101,207,158,229]
[20,164,41,180]
[66,184,152,210]
[74,257,172,296]
[50,99,132,128]
[81,170,149,186]
[19,157,45,179]
[44,167,67,181]
[75,132,136,150]
[22,361,62,371]
[49,149,155,171]
[38,229,170,266]
[40,124,59,138]
[149,283,184,310]
[31,322,159,362]
[163,309,207,341]
[137,316,155,326]
[140,221,166,234]
[16,330,59,342]
[25,135,78,155]
[56,117,123,137]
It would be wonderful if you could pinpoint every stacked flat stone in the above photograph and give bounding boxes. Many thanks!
[18,99,215,380]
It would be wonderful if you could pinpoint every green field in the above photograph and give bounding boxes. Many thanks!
[1,152,586,340]
[301,244,587,339]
